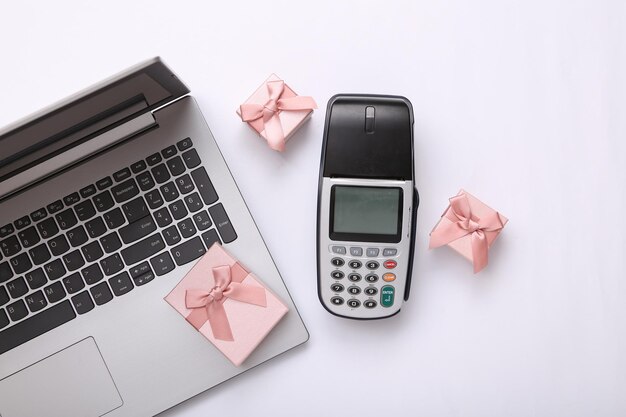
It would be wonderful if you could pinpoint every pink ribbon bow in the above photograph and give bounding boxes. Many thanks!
[429,192,505,273]
[185,265,267,341]
[239,80,317,152]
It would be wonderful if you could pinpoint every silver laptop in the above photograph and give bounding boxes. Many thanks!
[0,58,308,417]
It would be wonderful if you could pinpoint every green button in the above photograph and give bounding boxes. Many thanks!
[380,285,395,308]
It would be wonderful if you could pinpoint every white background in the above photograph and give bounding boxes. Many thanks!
[2,1,626,416]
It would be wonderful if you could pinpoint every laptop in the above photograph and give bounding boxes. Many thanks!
[0,58,309,417]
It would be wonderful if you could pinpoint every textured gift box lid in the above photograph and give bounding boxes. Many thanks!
[164,244,289,366]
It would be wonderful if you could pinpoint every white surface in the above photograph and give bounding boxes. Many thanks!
[1,1,625,415]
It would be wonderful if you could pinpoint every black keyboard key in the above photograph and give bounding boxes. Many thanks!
[44,281,66,303]
[0,223,15,238]
[191,167,218,205]
[162,225,182,246]
[175,174,195,195]
[171,237,206,266]
[150,252,175,276]
[133,270,155,286]
[121,233,165,266]
[151,163,170,184]
[104,208,126,230]
[10,253,32,275]
[0,309,7,329]
[93,191,115,212]
[154,207,172,228]
[201,229,221,249]
[109,272,134,296]
[85,217,107,239]
[100,254,124,276]
[208,203,237,243]
[63,192,80,206]
[29,243,51,265]
[123,197,149,222]
[67,225,88,247]
[96,177,113,190]
[162,145,177,159]
[113,167,131,182]
[7,299,28,321]
[0,286,8,306]
[160,182,179,202]
[48,235,70,257]
[182,149,201,169]
[137,171,155,191]
[81,263,104,285]
[146,152,162,166]
[46,200,64,214]
[131,160,147,174]
[1,235,21,257]
[74,200,96,221]
[177,137,193,151]
[14,215,31,229]
[25,268,47,290]
[129,262,151,278]
[62,250,85,272]
[90,282,113,306]
[30,207,47,222]
[7,277,28,298]
[178,218,197,239]
[0,300,76,354]
[82,241,104,263]
[44,259,66,281]
[100,232,122,254]
[145,189,164,210]
[193,211,212,231]
[166,156,186,177]
[111,178,140,204]
[17,226,40,248]
[119,216,156,245]
[63,272,85,294]
[169,200,188,220]
[79,184,97,198]
[37,217,59,239]
[55,208,78,230]
[26,290,47,313]
[71,291,94,315]
[0,262,13,283]
[183,192,203,213]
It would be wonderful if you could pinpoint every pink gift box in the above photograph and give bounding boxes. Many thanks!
[429,190,508,273]
[164,244,288,366]
[237,74,316,152]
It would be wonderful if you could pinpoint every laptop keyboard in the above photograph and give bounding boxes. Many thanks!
[0,138,238,355]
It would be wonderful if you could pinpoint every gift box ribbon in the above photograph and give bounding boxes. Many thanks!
[185,264,267,341]
[239,79,317,152]
[429,192,505,273]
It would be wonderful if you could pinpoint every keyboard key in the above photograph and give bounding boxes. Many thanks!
[71,291,94,315]
[104,208,126,229]
[10,253,32,275]
[17,226,40,248]
[48,235,70,257]
[119,216,156,245]
[131,160,147,174]
[121,233,165,266]
[1,235,21,257]
[108,272,133,296]
[201,229,221,249]
[25,268,47,290]
[154,207,172,228]
[168,200,188,220]
[0,261,13,283]
[44,281,66,303]
[46,200,64,214]
[82,241,104,263]
[44,259,66,281]
[0,223,15,238]
[90,282,113,306]
[208,204,237,243]
[150,252,175,276]
[193,211,212,231]
[151,164,170,184]
[100,232,122,254]
[96,176,113,190]
[191,167,218,205]
[0,286,8,306]
[85,217,107,239]
[0,300,76,354]
[177,137,193,151]
[146,152,162,166]
[162,225,182,246]
[74,200,96,221]
[79,184,97,198]
[137,171,155,191]
[26,290,47,313]
[55,208,78,230]
[7,299,28,321]
[81,263,104,285]
[100,254,124,276]
[29,244,51,265]
[63,192,80,206]
[145,189,164,209]
[63,272,85,294]
[0,309,7,329]
[160,182,179,202]
[178,218,197,239]
[62,250,85,272]
[182,149,201,169]
[175,174,195,194]
[113,167,131,182]
[171,237,206,266]
[166,156,186,176]
[93,190,115,212]
[111,178,140,203]
[129,262,151,278]
[14,215,31,229]
[30,207,47,222]
[183,192,203,213]
[7,277,28,298]
[37,217,59,239]
[132,271,155,286]
[162,145,177,159]
[67,225,88,247]
[123,197,149,222]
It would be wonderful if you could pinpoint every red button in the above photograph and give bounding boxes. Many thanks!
[384,260,397,269]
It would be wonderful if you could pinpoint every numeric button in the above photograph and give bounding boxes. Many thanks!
[347,299,361,308]
[348,260,362,269]
[364,287,378,296]
[366,261,379,270]
[365,274,379,283]
[331,257,344,267]
[348,273,362,282]
[330,283,344,293]
[330,271,344,280]
[347,286,361,295]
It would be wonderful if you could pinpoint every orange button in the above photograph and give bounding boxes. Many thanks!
[382,273,396,282]
[384,260,397,269]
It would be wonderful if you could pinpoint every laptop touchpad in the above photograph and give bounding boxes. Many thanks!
[0,337,122,417]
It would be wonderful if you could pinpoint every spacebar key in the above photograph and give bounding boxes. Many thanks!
[171,237,206,266]
[0,300,76,355]
[121,233,165,265]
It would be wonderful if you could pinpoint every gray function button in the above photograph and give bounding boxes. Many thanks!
[364,287,378,296]
[383,248,398,257]
[347,286,361,295]
[330,296,344,306]
[366,261,380,270]
[349,247,363,257]
[365,274,379,283]
[331,258,345,267]
[366,248,380,257]
[331,246,346,255]
[330,271,344,280]
[348,260,362,269]
[348,273,362,282]
[330,283,344,293]
[364,300,377,309]
[347,299,361,308]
